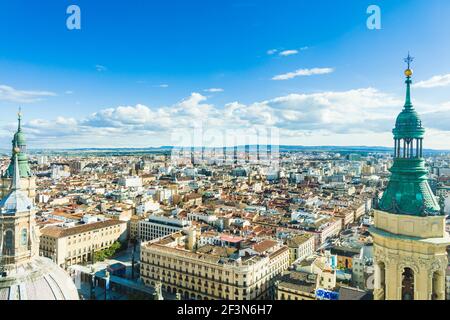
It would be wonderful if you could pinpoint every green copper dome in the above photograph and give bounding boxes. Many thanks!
[2,111,32,179]
[393,78,425,139]
[13,130,27,146]
[394,109,425,139]
[379,58,442,217]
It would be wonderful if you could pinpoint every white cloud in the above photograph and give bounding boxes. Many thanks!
[11,88,450,149]
[0,85,56,103]
[81,93,215,132]
[279,50,298,57]
[267,49,278,55]
[154,84,169,88]
[204,88,224,93]
[414,74,450,89]
[95,65,108,72]
[224,88,400,133]
[272,68,334,81]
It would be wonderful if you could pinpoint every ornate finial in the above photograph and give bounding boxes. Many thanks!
[439,195,445,215]
[403,53,414,108]
[154,281,164,300]
[18,107,22,131]
[404,52,414,69]
[404,52,414,77]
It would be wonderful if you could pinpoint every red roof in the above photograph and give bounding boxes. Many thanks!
[220,235,244,243]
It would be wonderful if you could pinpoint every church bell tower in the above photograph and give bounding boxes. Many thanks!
[1,110,36,200]
[0,147,39,270]
[370,55,450,300]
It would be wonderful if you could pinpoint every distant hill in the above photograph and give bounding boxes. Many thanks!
[7,145,447,157]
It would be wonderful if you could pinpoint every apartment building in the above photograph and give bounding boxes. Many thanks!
[352,202,367,221]
[334,209,355,229]
[316,218,342,246]
[437,186,450,214]
[129,215,143,240]
[39,219,127,268]
[286,233,315,264]
[140,230,290,300]
[276,270,318,300]
[138,215,191,242]
[297,253,337,291]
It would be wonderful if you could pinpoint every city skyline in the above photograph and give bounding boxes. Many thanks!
[1,1,450,305]
[0,1,449,149]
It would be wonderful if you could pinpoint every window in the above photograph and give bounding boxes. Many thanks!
[21,228,28,246]
[4,230,13,254]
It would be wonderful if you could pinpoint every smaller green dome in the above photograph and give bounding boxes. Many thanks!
[13,131,26,146]
[393,108,425,139]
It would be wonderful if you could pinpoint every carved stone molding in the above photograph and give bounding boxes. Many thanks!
[374,251,389,265]
[427,259,446,278]
[397,256,419,274]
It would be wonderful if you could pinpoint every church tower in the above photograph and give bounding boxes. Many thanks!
[371,55,450,300]
[0,147,39,269]
[0,110,36,200]
[0,135,79,300]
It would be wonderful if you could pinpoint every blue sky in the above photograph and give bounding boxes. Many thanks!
[0,0,449,149]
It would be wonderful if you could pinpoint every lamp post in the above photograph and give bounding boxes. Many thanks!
[104,268,110,300]
[90,266,96,300]
[131,239,138,280]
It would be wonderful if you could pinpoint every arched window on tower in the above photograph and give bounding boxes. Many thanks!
[20,228,28,247]
[431,271,443,300]
[401,267,415,300]
[375,261,386,300]
[3,230,14,255]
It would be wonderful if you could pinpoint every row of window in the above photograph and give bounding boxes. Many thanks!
[142,272,255,299]
[143,251,289,281]
[66,225,120,241]
[278,293,311,300]
[67,239,115,257]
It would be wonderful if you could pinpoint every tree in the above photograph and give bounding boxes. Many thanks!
[93,241,123,262]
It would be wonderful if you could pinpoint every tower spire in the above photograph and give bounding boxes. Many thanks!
[404,52,414,70]
[18,107,22,131]
[11,144,21,191]
[403,53,414,109]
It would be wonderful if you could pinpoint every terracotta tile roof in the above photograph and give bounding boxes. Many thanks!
[41,219,125,238]
[252,239,278,253]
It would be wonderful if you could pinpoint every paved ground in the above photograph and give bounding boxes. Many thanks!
[70,242,180,300]
[87,242,140,279]
[78,281,129,300]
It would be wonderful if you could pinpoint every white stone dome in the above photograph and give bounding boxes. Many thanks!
[0,256,79,300]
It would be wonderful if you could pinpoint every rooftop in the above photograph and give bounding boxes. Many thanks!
[40,219,125,238]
